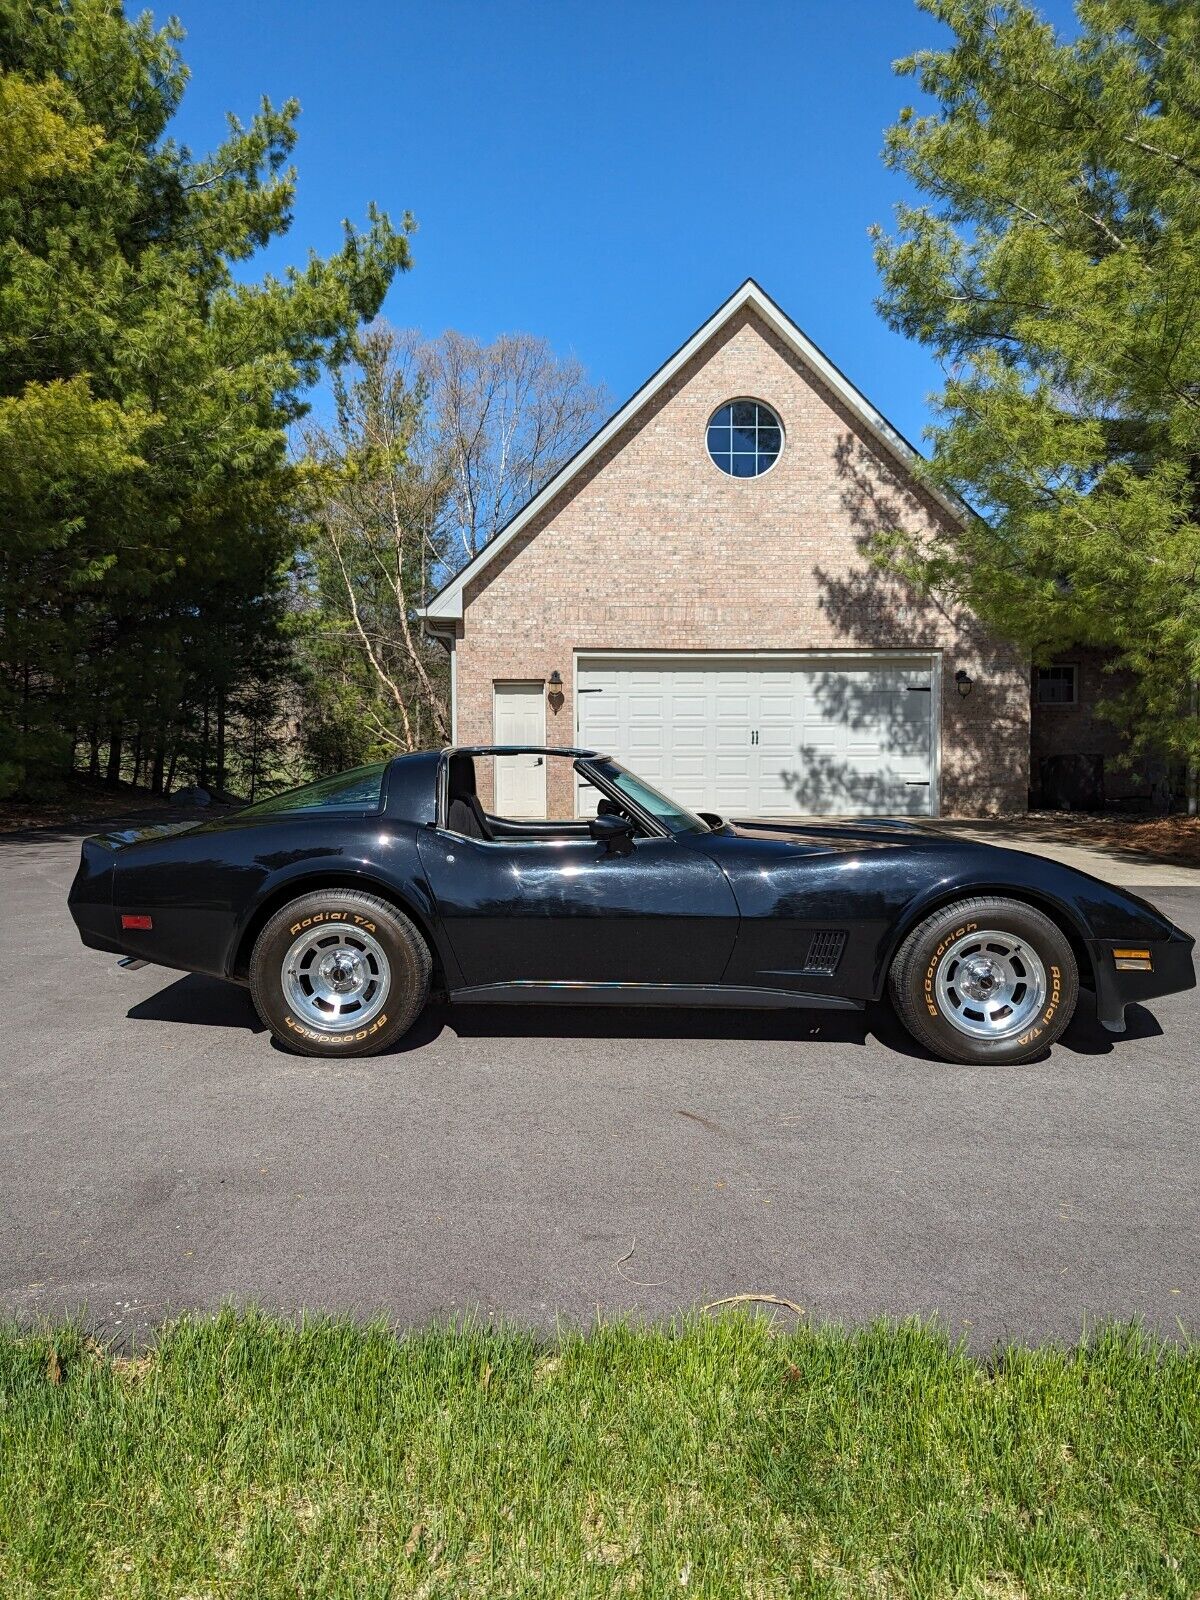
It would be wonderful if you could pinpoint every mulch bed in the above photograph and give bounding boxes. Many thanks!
[995,810,1200,866]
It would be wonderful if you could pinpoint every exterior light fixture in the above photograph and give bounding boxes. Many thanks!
[955,669,974,699]
[547,669,564,712]
[548,670,563,691]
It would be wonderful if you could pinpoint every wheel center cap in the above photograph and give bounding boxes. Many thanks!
[321,951,362,992]
[960,957,1003,1001]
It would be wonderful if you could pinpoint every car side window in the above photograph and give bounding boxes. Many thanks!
[440,751,645,842]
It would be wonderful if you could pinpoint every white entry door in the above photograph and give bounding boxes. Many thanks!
[576,654,937,817]
[492,681,547,817]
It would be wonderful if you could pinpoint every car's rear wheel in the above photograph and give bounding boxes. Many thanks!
[889,896,1078,1065]
[250,889,430,1057]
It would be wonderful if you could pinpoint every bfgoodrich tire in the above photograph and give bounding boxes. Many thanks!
[250,889,430,1058]
[889,896,1078,1065]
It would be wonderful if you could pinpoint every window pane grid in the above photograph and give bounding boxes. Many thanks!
[707,400,782,477]
[1036,665,1077,705]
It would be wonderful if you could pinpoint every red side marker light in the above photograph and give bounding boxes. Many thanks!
[121,914,153,930]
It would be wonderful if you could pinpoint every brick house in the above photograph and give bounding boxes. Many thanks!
[1029,649,1162,811]
[420,280,1067,821]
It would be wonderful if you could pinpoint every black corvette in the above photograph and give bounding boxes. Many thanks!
[69,745,1195,1065]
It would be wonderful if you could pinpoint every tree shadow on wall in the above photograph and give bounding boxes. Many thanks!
[770,662,938,813]
[784,432,1028,816]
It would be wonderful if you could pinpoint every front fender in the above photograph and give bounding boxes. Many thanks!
[871,846,1189,1009]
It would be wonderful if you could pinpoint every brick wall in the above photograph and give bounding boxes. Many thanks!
[455,308,1029,818]
[1030,649,1163,807]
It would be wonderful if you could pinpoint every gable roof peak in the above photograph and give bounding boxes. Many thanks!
[420,279,966,623]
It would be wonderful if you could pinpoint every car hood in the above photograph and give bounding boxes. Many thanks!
[725,816,941,850]
[719,818,1187,938]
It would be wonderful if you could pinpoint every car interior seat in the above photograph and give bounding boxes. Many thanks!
[446,754,492,840]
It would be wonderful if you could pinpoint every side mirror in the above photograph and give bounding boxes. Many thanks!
[588,812,635,856]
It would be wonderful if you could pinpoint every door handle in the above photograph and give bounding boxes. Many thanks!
[534,756,544,766]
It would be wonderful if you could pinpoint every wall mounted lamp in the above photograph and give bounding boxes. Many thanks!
[547,669,564,711]
[955,669,974,699]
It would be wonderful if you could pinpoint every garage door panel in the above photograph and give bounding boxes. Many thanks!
[584,704,619,727]
[715,695,751,718]
[757,699,796,723]
[672,756,705,779]
[576,655,936,816]
[845,732,888,757]
[713,786,752,811]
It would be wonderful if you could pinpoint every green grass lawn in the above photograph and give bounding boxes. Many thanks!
[1,1313,1196,1598]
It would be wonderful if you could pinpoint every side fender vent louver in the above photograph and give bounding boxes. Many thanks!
[803,929,847,976]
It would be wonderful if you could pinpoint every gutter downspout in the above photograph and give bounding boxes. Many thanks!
[421,615,458,747]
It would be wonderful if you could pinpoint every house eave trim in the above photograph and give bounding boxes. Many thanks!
[418,278,970,623]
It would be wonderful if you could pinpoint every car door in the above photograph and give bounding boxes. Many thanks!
[416,826,739,988]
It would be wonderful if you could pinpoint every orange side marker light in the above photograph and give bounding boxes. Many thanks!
[1113,947,1152,971]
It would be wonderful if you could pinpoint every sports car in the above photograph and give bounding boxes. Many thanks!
[68,745,1195,1065]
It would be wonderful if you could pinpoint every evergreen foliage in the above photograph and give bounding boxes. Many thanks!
[0,0,411,797]
[874,0,1200,785]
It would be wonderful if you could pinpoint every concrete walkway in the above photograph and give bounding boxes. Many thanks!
[919,817,1200,889]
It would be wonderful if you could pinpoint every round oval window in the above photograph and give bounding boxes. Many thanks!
[707,400,783,478]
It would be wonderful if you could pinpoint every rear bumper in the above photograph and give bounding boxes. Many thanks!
[67,838,122,954]
[1090,927,1196,1031]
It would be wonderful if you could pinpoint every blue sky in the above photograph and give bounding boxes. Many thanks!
[169,0,1080,447]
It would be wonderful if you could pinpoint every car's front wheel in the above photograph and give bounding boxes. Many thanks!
[889,896,1078,1065]
[249,889,430,1057]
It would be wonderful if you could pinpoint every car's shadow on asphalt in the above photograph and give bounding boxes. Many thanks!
[1059,1000,1163,1055]
[127,974,1163,1065]
[388,993,1164,1064]
[127,974,268,1033]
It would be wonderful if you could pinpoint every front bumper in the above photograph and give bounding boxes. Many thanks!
[1090,925,1196,1031]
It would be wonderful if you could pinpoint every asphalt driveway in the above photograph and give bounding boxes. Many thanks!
[3,824,1198,1349]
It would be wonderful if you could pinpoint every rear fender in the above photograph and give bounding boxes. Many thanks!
[225,861,460,989]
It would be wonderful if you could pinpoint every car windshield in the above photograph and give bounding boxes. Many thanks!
[237,763,388,817]
[586,758,710,835]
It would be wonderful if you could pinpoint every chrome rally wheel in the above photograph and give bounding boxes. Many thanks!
[932,928,1047,1042]
[889,896,1078,1065]
[281,922,391,1033]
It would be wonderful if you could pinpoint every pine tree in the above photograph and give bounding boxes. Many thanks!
[873,0,1200,798]
[0,0,412,793]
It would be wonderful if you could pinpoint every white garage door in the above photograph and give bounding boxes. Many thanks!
[575,654,937,817]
